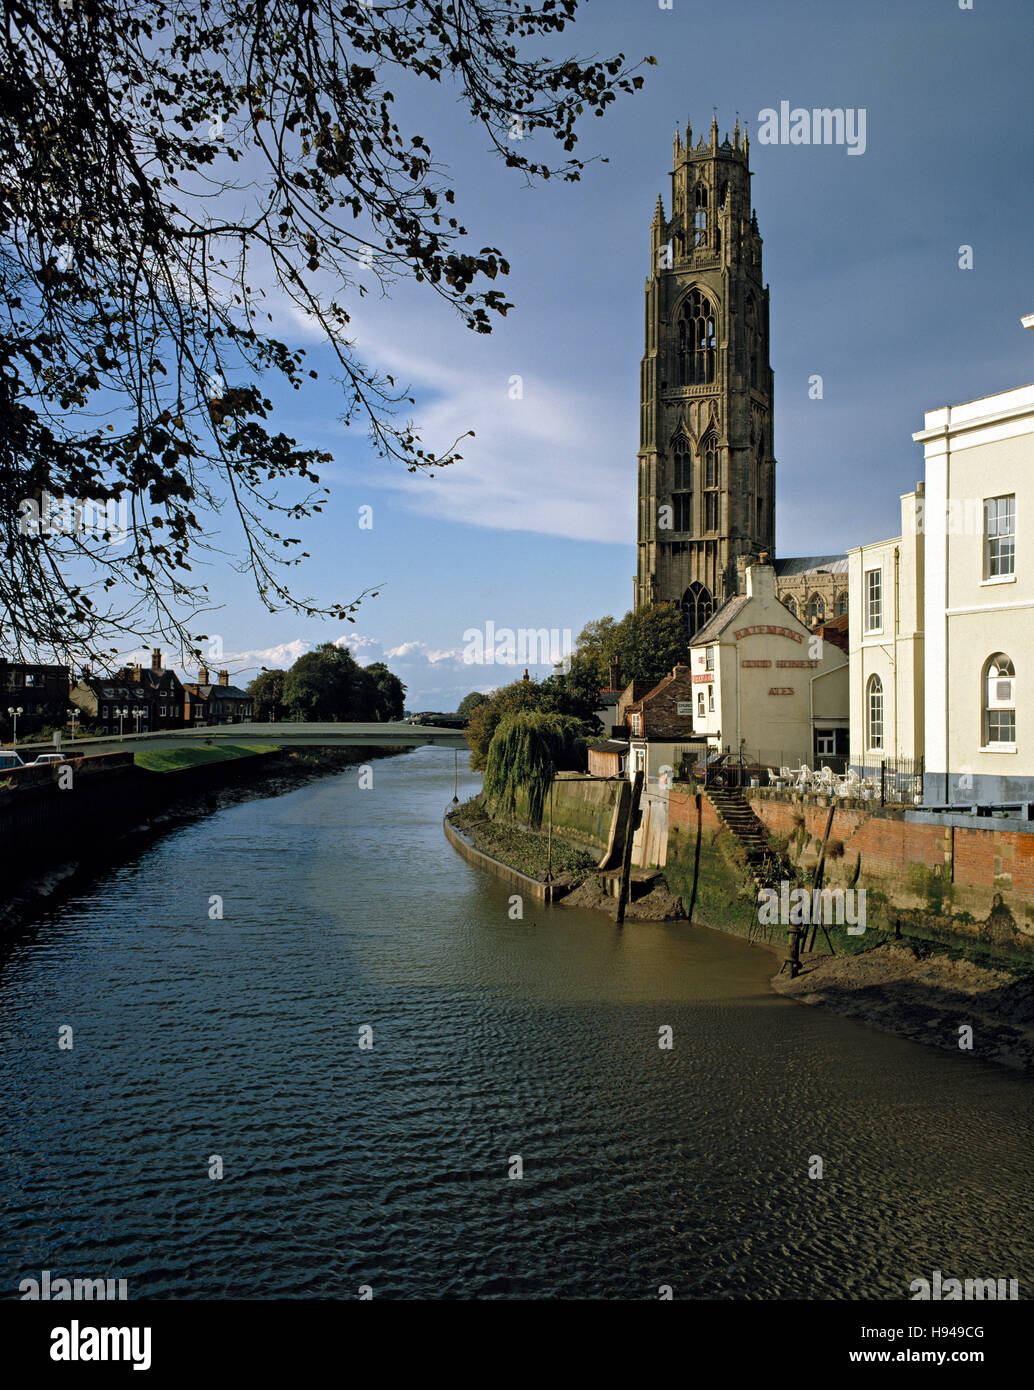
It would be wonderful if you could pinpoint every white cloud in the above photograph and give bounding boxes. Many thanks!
[347,314,633,544]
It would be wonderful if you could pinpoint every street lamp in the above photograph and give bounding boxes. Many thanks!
[67,707,79,740]
[133,708,144,734]
[116,706,129,740]
[7,706,23,749]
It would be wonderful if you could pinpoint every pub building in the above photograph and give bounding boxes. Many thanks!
[688,556,849,771]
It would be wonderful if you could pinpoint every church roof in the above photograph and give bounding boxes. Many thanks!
[773,554,848,577]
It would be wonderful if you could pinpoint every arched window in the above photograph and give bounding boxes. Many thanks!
[672,438,692,531]
[682,582,713,640]
[701,435,719,532]
[672,439,692,491]
[677,289,717,386]
[866,675,884,751]
[836,592,849,617]
[983,653,1016,747]
[693,182,708,246]
[784,596,798,618]
[809,593,825,625]
[703,435,718,489]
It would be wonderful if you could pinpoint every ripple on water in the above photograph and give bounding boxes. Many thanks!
[1,749,1032,1299]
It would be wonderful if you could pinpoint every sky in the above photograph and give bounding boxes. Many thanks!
[120,0,1034,709]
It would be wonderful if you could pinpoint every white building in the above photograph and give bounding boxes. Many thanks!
[689,556,849,770]
[847,488,925,768]
[913,327,1034,803]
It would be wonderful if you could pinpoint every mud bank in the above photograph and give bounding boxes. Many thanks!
[772,940,1034,1073]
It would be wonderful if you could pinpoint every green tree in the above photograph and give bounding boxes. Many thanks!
[619,601,689,685]
[2,2,650,664]
[457,691,489,719]
[282,643,376,721]
[483,710,585,828]
[365,662,406,722]
[566,602,689,692]
[246,669,288,722]
[465,676,597,771]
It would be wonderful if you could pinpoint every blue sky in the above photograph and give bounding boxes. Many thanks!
[143,0,1033,710]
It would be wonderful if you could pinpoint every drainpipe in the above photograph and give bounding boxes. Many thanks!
[810,667,818,764]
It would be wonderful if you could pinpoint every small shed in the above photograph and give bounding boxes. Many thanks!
[587,739,629,778]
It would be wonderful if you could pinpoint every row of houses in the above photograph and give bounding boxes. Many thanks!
[1,649,254,738]
[589,309,1034,805]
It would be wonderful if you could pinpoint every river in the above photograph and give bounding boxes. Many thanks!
[1,747,1031,1299]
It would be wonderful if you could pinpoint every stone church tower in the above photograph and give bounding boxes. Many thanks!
[635,115,776,635]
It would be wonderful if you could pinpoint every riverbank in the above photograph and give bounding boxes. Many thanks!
[448,791,1034,1073]
[773,939,1034,1072]
[446,797,688,921]
[0,745,409,939]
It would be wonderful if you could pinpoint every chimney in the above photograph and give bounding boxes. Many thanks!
[218,669,229,687]
[131,663,143,681]
[746,557,776,600]
[151,647,162,672]
[198,665,209,685]
[609,658,622,691]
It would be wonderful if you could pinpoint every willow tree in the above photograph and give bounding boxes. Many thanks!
[483,709,584,827]
[1,1,651,664]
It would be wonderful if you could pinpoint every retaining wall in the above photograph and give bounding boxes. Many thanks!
[443,815,554,902]
[744,788,1034,947]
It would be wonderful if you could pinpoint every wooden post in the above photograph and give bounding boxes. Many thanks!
[808,800,838,951]
[616,770,644,924]
[546,774,554,885]
[782,925,803,977]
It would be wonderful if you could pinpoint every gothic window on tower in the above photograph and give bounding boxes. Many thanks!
[682,582,713,640]
[672,441,692,532]
[677,289,717,386]
[693,183,708,246]
[702,434,719,532]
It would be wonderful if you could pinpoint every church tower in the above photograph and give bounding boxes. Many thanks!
[635,114,776,635]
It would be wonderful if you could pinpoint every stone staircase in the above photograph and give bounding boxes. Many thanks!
[705,786,789,892]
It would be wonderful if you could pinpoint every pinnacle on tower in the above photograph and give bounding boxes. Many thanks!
[652,194,665,226]
[733,115,740,150]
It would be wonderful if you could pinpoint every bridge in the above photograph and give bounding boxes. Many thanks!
[26,721,469,758]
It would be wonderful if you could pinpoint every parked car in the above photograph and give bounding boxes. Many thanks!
[0,751,25,770]
[32,753,65,765]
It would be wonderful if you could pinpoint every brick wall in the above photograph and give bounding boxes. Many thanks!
[744,789,1034,939]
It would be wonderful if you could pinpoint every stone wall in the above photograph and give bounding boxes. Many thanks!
[512,772,621,849]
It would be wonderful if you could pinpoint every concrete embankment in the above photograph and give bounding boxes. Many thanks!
[443,814,557,903]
